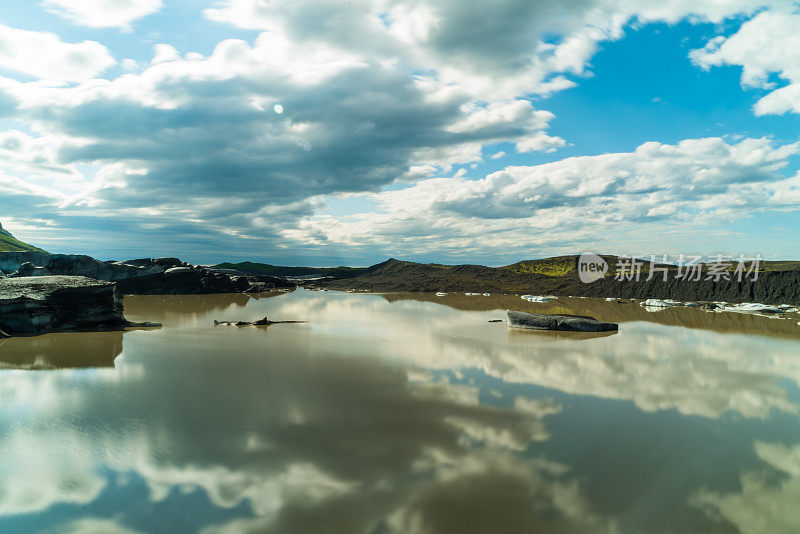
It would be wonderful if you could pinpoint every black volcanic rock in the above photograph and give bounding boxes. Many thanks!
[0,276,159,337]
[0,251,163,281]
[0,252,296,296]
[506,310,618,332]
[115,265,294,295]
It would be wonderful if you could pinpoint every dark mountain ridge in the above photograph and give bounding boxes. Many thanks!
[308,256,800,305]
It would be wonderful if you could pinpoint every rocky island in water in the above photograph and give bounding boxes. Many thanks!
[0,276,157,338]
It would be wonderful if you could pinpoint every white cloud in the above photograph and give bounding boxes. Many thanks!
[288,137,800,258]
[0,24,114,82]
[43,0,163,30]
[150,44,180,65]
[203,0,782,100]
[0,24,565,254]
[0,0,797,259]
[690,9,800,115]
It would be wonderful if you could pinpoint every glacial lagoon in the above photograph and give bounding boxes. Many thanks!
[1,289,800,533]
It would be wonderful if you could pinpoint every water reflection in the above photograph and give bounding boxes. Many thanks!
[0,331,123,370]
[691,441,800,533]
[384,293,800,340]
[507,328,618,341]
[1,290,799,533]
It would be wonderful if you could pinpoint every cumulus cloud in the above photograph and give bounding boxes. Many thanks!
[0,24,114,82]
[287,137,800,259]
[204,0,781,99]
[690,8,800,115]
[0,0,797,259]
[43,0,163,30]
[0,25,567,257]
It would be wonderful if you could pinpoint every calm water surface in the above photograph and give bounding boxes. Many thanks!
[2,289,800,533]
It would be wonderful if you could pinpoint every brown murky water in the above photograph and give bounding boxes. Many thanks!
[1,289,800,533]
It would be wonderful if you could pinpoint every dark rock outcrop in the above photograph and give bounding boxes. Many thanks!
[0,251,163,281]
[116,264,294,295]
[0,276,159,337]
[0,252,296,295]
[506,309,618,332]
[213,316,306,326]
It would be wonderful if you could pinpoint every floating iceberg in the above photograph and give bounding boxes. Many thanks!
[604,297,617,302]
[483,293,491,296]
[719,303,784,314]
[435,292,447,296]
[521,295,549,302]
[641,299,682,308]
[465,292,482,296]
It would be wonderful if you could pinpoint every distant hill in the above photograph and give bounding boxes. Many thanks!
[308,256,800,305]
[0,223,43,252]
[214,261,367,279]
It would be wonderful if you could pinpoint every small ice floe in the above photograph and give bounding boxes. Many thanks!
[641,299,682,308]
[719,303,784,314]
[521,295,549,302]
[435,292,447,296]
[604,297,617,302]
[483,293,491,297]
[465,292,482,296]
[545,295,559,299]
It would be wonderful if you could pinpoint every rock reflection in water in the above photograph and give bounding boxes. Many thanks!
[506,328,618,341]
[0,331,123,370]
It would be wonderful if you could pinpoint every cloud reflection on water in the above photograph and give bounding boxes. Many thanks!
[1,291,800,532]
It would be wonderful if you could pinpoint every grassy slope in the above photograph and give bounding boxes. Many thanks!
[506,256,800,276]
[0,232,43,252]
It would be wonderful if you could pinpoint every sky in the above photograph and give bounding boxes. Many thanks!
[0,0,799,266]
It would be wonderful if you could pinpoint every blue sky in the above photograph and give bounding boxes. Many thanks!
[1,1,799,265]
